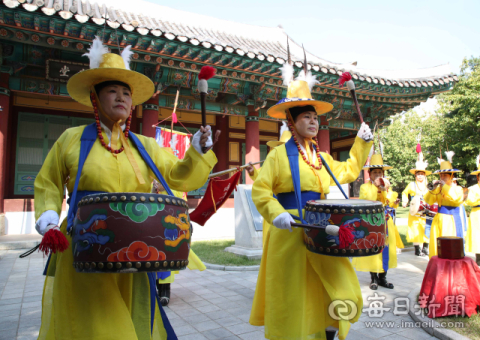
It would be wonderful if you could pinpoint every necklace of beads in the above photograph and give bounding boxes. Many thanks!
[288,121,322,170]
[90,92,132,154]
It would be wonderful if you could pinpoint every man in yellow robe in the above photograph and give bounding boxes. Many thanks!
[249,70,373,339]
[424,152,465,258]
[352,153,401,290]
[33,38,217,340]
[402,143,431,256]
[465,156,480,261]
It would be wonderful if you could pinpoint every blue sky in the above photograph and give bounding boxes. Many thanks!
[150,0,479,75]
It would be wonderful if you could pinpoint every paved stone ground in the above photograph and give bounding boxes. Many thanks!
[0,249,461,340]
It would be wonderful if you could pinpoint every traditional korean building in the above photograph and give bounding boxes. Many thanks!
[0,0,456,234]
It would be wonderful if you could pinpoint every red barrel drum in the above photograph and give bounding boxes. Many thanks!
[72,193,191,273]
[303,199,386,257]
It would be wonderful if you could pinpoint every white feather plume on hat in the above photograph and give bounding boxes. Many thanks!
[83,36,108,69]
[445,151,455,163]
[280,63,294,86]
[368,144,375,158]
[476,154,480,168]
[121,45,133,71]
[437,157,444,166]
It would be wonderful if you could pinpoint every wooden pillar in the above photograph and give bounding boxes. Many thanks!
[245,106,260,184]
[0,72,10,214]
[213,115,229,173]
[142,97,159,138]
[316,116,330,153]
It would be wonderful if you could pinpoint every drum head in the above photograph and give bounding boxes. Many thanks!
[307,199,382,207]
[409,196,420,216]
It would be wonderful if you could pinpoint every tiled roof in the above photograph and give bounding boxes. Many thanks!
[5,0,457,86]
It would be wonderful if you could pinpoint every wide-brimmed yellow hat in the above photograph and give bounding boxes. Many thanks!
[363,154,392,171]
[434,152,462,174]
[267,80,333,119]
[267,130,292,148]
[67,37,154,107]
[409,143,432,175]
[471,155,480,176]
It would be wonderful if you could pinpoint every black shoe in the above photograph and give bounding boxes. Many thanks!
[369,272,378,290]
[158,283,170,306]
[326,330,336,340]
[378,272,394,289]
[422,243,429,256]
[415,245,425,257]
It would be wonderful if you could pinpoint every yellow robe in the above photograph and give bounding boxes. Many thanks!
[424,184,464,258]
[34,126,217,340]
[250,136,371,340]
[465,184,480,253]
[386,189,405,249]
[247,167,270,246]
[352,183,398,273]
[402,182,429,243]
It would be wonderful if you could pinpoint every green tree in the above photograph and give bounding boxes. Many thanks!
[437,56,480,174]
[377,111,446,193]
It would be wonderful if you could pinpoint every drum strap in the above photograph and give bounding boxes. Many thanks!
[67,124,175,233]
[284,138,348,221]
[285,138,306,222]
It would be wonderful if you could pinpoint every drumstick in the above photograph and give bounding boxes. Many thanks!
[290,222,326,230]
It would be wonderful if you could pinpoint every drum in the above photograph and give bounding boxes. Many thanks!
[72,193,191,273]
[410,197,437,219]
[437,236,465,259]
[302,199,386,257]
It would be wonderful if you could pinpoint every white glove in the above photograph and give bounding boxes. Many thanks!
[357,122,373,142]
[192,125,213,154]
[402,202,408,208]
[272,212,294,232]
[35,210,59,236]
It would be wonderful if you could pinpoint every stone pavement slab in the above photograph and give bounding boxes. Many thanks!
[0,248,459,339]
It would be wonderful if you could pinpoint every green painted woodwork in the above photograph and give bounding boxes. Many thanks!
[14,112,92,196]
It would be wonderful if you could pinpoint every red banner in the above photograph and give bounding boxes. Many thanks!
[190,171,241,226]
[155,127,191,159]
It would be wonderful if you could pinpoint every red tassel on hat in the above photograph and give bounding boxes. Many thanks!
[38,227,69,256]
[416,143,422,153]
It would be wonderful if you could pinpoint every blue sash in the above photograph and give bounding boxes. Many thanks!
[65,123,176,339]
[425,218,433,238]
[382,208,391,272]
[277,191,321,210]
[439,205,467,239]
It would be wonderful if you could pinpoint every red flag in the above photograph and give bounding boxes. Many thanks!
[190,171,241,226]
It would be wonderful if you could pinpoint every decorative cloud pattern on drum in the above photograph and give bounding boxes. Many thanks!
[107,241,167,262]
[302,200,386,257]
[72,193,192,273]
[109,201,165,223]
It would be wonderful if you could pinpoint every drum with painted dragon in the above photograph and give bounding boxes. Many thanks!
[303,199,386,257]
[72,193,191,273]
